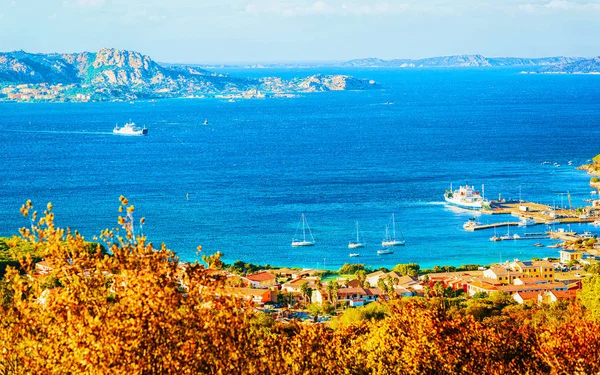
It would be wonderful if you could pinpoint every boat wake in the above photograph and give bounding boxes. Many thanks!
[427,201,447,205]
[5,129,114,135]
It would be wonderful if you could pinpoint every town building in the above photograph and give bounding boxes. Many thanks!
[242,271,277,288]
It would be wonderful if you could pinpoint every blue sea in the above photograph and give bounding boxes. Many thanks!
[1,68,599,270]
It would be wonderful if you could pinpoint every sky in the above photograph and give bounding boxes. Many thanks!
[0,0,599,63]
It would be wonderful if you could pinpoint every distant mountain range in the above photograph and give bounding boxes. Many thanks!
[194,54,600,73]
[0,49,378,102]
[339,55,584,68]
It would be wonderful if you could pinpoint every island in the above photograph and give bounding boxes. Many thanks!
[0,48,379,102]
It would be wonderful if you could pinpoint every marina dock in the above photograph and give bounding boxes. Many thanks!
[478,201,597,227]
[463,222,520,232]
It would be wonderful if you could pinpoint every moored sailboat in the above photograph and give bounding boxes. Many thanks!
[382,213,405,246]
[377,245,394,255]
[291,214,315,247]
[348,221,365,249]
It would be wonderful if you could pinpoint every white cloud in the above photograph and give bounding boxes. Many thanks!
[244,1,412,16]
[518,0,600,12]
[282,1,335,16]
[48,13,57,20]
[76,0,106,7]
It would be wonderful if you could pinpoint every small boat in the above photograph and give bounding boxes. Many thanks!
[381,214,405,246]
[593,220,600,227]
[444,183,488,210]
[518,218,537,227]
[113,121,148,136]
[291,214,315,247]
[348,221,365,249]
[490,236,501,242]
[534,243,545,247]
[496,226,512,241]
[377,247,394,255]
[349,253,360,257]
[463,217,482,230]
[203,119,209,126]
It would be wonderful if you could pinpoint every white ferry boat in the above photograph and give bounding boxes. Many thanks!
[444,183,487,210]
[113,121,148,136]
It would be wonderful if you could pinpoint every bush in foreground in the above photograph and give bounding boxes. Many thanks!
[1,200,600,374]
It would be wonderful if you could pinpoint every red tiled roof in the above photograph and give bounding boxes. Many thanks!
[338,287,368,296]
[514,291,540,301]
[244,271,276,282]
[549,290,578,299]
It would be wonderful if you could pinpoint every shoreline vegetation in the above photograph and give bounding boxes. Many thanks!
[2,199,600,374]
[577,154,600,177]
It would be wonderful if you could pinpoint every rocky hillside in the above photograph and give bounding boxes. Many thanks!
[0,48,378,102]
[541,57,600,74]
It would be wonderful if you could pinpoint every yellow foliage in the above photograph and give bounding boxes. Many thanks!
[1,200,600,374]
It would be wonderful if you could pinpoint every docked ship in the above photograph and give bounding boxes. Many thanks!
[113,121,148,136]
[444,183,487,210]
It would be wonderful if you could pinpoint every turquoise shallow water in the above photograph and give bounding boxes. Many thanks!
[1,68,599,269]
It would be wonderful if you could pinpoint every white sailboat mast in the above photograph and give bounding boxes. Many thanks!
[302,214,306,242]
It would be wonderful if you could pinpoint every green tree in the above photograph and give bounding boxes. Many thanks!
[393,263,420,276]
[356,270,367,286]
[338,263,365,275]
[331,281,340,308]
[579,274,600,320]
[472,291,489,299]
[315,277,323,290]
[300,281,311,305]
[201,251,224,269]
[489,291,515,308]
[433,281,445,297]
